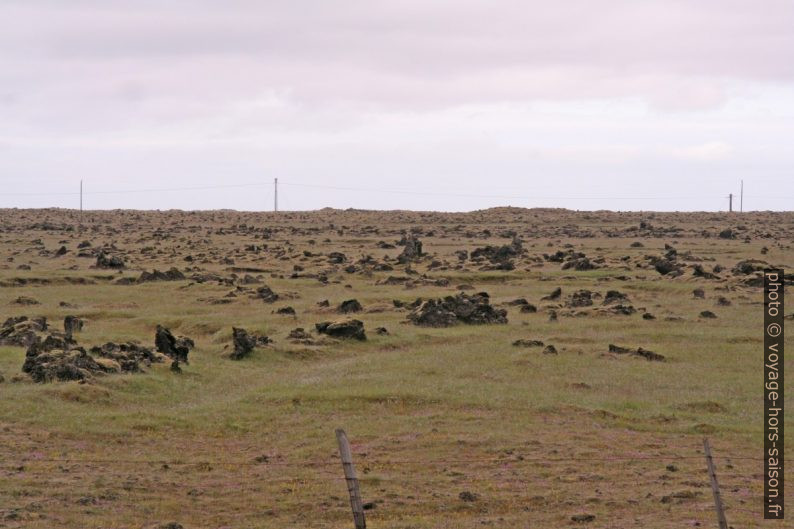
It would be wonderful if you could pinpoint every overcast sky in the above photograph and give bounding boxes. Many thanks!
[1,0,792,211]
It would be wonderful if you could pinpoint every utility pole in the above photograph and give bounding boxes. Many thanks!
[740,180,743,212]
[728,193,733,213]
[274,178,278,212]
[80,180,83,226]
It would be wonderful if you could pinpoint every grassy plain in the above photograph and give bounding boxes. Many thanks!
[0,207,791,528]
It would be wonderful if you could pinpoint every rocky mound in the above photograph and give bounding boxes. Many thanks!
[154,325,194,364]
[230,327,271,360]
[96,251,125,269]
[408,293,508,327]
[0,316,48,347]
[608,344,665,362]
[315,319,367,340]
[397,234,423,263]
[89,342,163,372]
[137,267,186,283]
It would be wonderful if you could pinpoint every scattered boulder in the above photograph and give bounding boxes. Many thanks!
[732,259,769,275]
[458,491,479,502]
[408,293,507,327]
[375,327,389,335]
[96,251,125,269]
[89,342,162,372]
[692,264,719,280]
[0,316,47,347]
[24,346,109,382]
[471,237,522,269]
[568,290,593,308]
[603,290,629,305]
[337,299,363,314]
[542,345,558,355]
[699,310,717,319]
[608,344,665,362]
[154,325,192,364]
[693,288,705,299]
[137,267,186,283]
[397,234,423,263]
[276,306,296,315]
[64,316,84,336]
[541,287,562,301]
[327,252,347,264]
[230,327,257,360]
[512,339,544,347]
[12,296,40,306]
[287,327,313,343]
[315,319,366,341]
[254,286,279,303]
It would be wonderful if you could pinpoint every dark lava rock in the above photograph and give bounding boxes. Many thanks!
[568,290,593,308]
[652,258,680,276]
[642,313,656,320]
[327,252,347,264]
[606,304,636,316]
[96,251,125,269]
[23,335,111,383]
[254,285,279,303]
[154,325,192,364]
[692,264,719,280]
[562,257,597,271]
[397,234,423,264]
[512,339,544,347]
[693,288,705,299]
[700,310,717,319]
[375,327,389,335]
[12,296,40,305]
[55,245,68,257]
[408,293,507,327]
[718,228,735,239]
[230,327,257,360]
[603,290,629,305]
[315,319,366,341]
[0,316,48,347]
[471,236,522,267]
[458,491,479,502]
[716,296,732,306]
[63,316,84,336]
[507,298,530,306]
[541,287,562,301]
[276,306,296,315]
[571,514,595,523]
[608,343,665,361]
[542,345,558,355]
[89,341,161,372]
[287,328,313,342]
[137,267,186,283]
[337,299,363,314]
[519,303,538,313]
[732,259,767,275]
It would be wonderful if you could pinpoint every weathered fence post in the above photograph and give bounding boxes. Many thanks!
[703,438,729,529]
[336,428,366,529]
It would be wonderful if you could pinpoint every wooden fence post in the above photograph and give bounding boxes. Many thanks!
[336,428,366,529]
[703,438,729,529]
